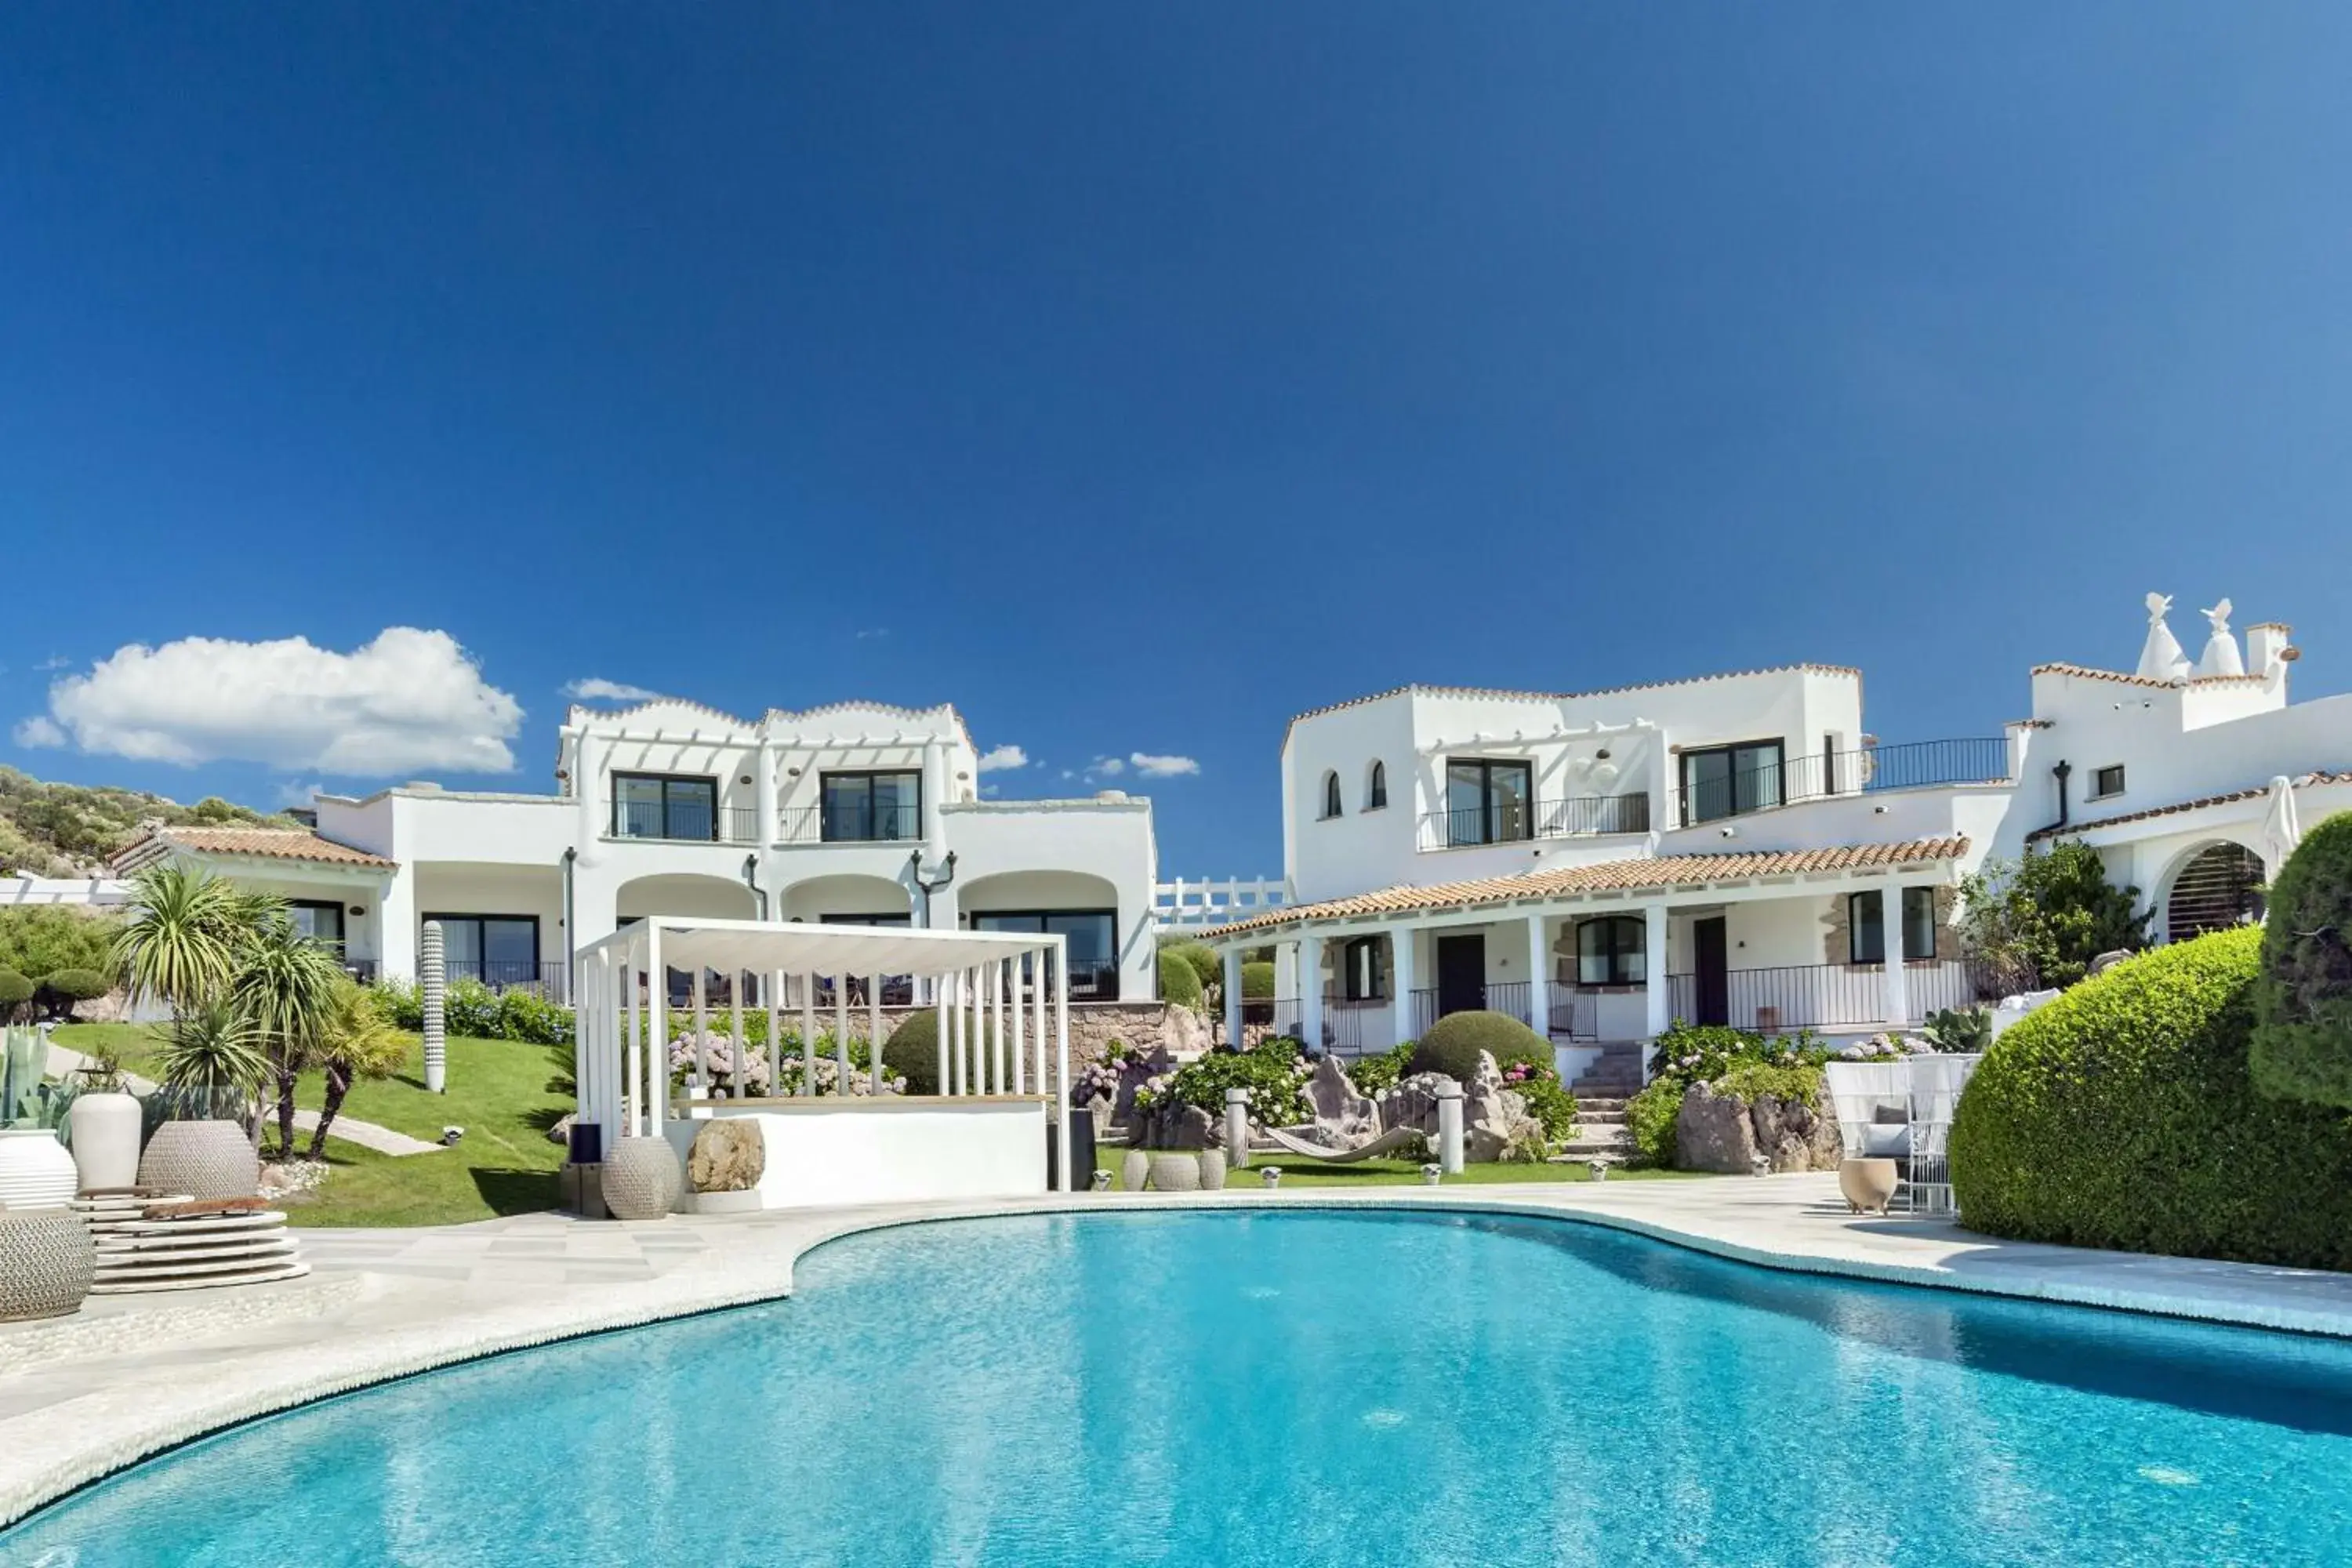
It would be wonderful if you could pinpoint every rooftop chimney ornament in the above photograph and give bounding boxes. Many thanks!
[2136,593,2191,682]
[2195,598,2245,678]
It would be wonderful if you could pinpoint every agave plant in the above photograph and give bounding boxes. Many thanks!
[155,996,271,1126]
[111,862,256,1013]
[307,979,408,1160]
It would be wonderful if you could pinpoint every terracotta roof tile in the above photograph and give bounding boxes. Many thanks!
[2025,771,2352,842]
[2029,662,2183,690]
[1283,664,1864,746]
[1200,837,1967,938]
[111,827,396,873]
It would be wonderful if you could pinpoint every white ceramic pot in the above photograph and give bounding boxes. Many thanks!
[0,1129,80,1210]
[67,1092,143,1193]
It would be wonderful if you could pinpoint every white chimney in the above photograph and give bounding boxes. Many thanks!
[2249,622,2293,673]
[2136,592,2190,681]
[2194,599,2244,677]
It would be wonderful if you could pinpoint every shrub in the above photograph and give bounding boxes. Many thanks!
[1500,1054,1579,1142]
[1646,1021,1825,1089]
[1159,939,1221,993]
[880,1011,1000,1097]
[1158,950,1204,1011]
[1956,842,2150,992]
[1921,1006,1991,1054]
[1712,1059,1822,1108]
[1138,1036,1308,1127]
[494,986,575,1047]
[2252,812,2352,1109]
[1240,961,1275,1000]
[1348,1041,1417,1097]
[1950,927,2352,1270]
[0,968,32,1018]
[0,905,118,981]
[38,964,111,1025]
[1410,1010,1546,1082]
[1626,1079,1682,1167]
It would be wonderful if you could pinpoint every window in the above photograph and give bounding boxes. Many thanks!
[1365,760,1388,811]
[1443,758,1534,846]
[287,899,346,953]
[1849,888,1937,964]
[612,773,717,841]
[1576,916,1646,987]
[1338,935,1385,1001]
[425,914,541,989]
[2166,843,2265,940]
[819,913,913,1004]
[821,770,921,841]
[1823,735,1838,795]
[2091,764,2126,800]
[969,909,1120,1000]
[1679,740,1784,825]
[1319,771,1343,819]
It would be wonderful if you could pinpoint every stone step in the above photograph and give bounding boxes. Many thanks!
[1578,1111,1626,1126]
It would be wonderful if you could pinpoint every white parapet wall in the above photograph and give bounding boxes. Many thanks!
[666,1100,1050,1210]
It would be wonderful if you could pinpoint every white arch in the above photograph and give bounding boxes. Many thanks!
[614,872,757,924]
[779,871,915,924]
[2151,837,2268,944]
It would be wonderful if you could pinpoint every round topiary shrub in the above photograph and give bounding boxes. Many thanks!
[1409,1009,1547,1083]
[1240,961,1275,1000]
[38,967,110,1010]
[0,967,31,1016]
[2252,812,2352,1109]
[1158,950,1203,1011]
[1951,926,2352,1270]
[881,1011,1002,1097]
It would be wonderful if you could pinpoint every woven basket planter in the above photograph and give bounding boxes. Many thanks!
[137,1121,260,1201]
[0,1210,95,1322]
[604,1136,683,1221]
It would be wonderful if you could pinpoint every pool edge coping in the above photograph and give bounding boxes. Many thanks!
[8,1185,2352,1531]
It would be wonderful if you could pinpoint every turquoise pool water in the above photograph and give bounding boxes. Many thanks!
[10,1210,2352,1566]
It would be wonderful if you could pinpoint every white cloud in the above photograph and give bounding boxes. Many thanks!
[1129,751,1200,778]
[24,627,523,775]
[1089,756,1126,779]
[975,743,1029,773]
[562,677,662,703]
[855,627,890,641]
[275,779,323,808]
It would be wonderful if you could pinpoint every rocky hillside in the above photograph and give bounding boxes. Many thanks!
[0,766,295,877]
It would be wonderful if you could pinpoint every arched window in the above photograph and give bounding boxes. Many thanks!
[1577,916,1647,987]
[1319,771,1343,820]
[1366,760,1388,811]
[2167,843,2265,940]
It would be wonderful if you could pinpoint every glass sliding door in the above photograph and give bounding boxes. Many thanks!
[1443,759,1534,846]
[612,773,717,841]
[820,771,922,842]
[426,914,542,990]
[971,909,1120,1000]
[1680,741,1784,824]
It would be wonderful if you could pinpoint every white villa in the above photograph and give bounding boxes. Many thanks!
[1202,597,2352,1080]
[107,699,1162,1007]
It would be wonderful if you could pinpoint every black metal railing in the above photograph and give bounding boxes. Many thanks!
[1319,995,1387,1058]
[1409,980,1534,1036]
[1420,792,1650,850]
[1548,989,1599,1041]
[1664,959,1992,1033]
[606,800,764,844]
[446,958,570,1004]
[1671,738,2009,827]
[779,802,926,844]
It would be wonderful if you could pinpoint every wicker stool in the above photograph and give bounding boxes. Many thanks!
[0,1210,96,1322]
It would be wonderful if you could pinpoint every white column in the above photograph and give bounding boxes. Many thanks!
[1880,884,1911,1026]
[1524,912,1549,1036]
[835,969,851,1094]
[729,976,745,1098]
[1642,905,1671,1039]
[1298,935,1324,1051]
[1032,949,1048,1093]
[622,953,641,1139]
[1054,937,1072,1190]
[376,869,417,984]
[1223,946,1244,1051]
[993,958,1010,1092]
[690,966,708,1105]
[754,737,778,845]
[572,728,601,858]
[648,923,667,1134]
[1011,955,1027,1094]
[800,973,818,1097]
[949,970,966,1095]
[1389,927,1417,1045]
[867,981,884,1094]
[765,969,782,1096]
[934,976,949,1097]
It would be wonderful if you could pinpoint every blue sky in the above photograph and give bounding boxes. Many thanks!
[5,4,2350,874]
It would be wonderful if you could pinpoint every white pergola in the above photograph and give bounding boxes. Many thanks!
[575,916,1076,1192]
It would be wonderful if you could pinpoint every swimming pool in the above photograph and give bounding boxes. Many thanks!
[9,1208,2352,1565]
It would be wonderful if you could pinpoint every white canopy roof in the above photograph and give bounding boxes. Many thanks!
[579,916,1060,978]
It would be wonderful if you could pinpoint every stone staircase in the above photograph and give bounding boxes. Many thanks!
[1553,1045,1646,1165]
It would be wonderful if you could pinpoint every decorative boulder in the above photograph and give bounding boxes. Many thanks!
[1301,1058,1379,1144]
[1749,1091,1842,1173]
[1675,1082,1842,1174]
[1461,1051,1544,1163]
[688,1120,766,1193]
[1137,1101,1217,1150]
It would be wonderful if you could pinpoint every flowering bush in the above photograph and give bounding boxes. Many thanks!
[1499,1054,1579,1142]
[668,1028,880,1097]
[1645,1022,1828,1090]
[1071,1039,1148,1105]
[371,978,574,1045]
[1134,1036,1310,1127]
[1347,1041,1417,1097]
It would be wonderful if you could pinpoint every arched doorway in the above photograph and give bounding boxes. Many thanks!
[2165,842,2266,942]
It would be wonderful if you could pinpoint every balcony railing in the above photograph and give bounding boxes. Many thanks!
[1664,959,1992,1033]
[1671,738,2009,827]
[606,800,764,844]
[1419,792,1650,851]
[1408,980,1534,1036]
[778,802,926,845]
[446,958,571,1005]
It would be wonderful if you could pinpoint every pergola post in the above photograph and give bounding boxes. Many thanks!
[800,972,818,1097]
[691,966,708,1103]
[867,981,883,1094]
[648,922,668,1132]
[765,969,782,1098]
[1054,935,1071,1190]
[834,967,850,1094]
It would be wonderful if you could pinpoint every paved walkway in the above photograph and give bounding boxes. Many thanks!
[10,1174,2352,1528]
[45,1042,444,1156]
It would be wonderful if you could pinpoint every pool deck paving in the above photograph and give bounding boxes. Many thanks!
[8,1172,2352,1528]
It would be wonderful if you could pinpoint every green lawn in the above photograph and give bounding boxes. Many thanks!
[1096,1147,1711,1189]
[56,1022,573,1229]
[48,1020,169,1080]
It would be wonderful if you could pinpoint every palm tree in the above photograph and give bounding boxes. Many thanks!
[154,996,271,1126]
[111,862,254,1013]
[237,912,346,1156]
[307,979,408,1159]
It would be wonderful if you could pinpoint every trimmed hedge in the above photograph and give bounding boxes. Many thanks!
[38,968,109,1001]
[1240,961,1275,1000]
[0,968,31,1010]
[1410,1009,1546,1083]
[1158,950,1203,1011]
[1951,926,2352,1270]
[880,1011,1000,1097]
[2252,811,2352,1109]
